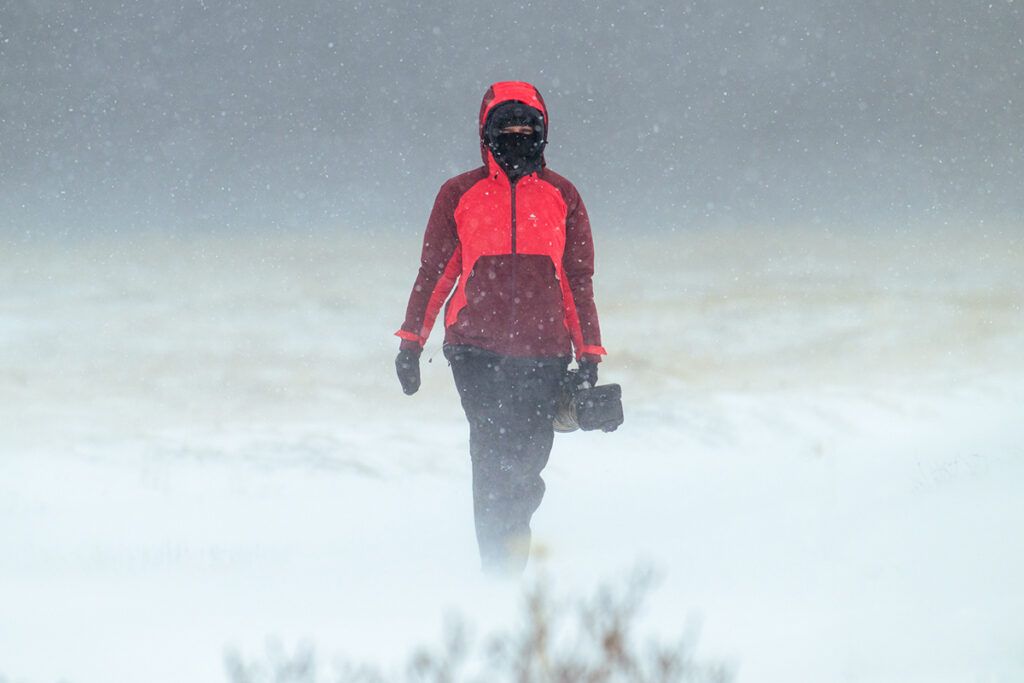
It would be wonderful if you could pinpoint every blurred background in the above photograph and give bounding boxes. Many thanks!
[2,0,1022,238]
[3,5,1024,682]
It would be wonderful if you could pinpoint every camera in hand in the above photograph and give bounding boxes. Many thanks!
[553,368,624,433]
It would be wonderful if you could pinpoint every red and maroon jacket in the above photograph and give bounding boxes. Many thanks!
[396,81,606,361]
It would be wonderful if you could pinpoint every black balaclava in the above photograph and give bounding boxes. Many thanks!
[484,101,546,181]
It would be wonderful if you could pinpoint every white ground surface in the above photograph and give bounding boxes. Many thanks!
[2,224,1022,682]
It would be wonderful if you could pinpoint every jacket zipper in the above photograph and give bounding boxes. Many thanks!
[510,179,518,254]
[508,178,518,353]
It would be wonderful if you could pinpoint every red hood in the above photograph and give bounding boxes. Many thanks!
[478,81,549,167]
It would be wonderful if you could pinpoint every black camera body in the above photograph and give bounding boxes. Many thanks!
[554,369,624,433]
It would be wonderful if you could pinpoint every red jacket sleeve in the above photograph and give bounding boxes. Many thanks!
[396,179,463,348]
[561,185,606,360]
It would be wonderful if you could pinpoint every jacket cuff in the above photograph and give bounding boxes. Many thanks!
[576,345,607,362]
[395,330,425,347]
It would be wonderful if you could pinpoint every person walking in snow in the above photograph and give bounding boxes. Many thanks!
[394,81,606,574]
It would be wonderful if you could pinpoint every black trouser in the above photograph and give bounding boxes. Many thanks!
[446,345,569,574]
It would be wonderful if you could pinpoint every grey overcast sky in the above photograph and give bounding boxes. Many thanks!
[2,0,1021,236]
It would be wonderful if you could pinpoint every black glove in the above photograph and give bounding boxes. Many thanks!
[395,348,421,395]
[577,359,598,388]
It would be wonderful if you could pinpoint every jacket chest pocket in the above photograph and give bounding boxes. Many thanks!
[515,188,567,257]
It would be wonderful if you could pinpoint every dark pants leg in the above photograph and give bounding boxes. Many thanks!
[447,346,568,574]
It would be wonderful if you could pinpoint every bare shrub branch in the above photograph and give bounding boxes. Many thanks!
[225,571,734,683]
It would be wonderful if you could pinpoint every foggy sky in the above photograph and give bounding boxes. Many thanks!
[2,0,1022,237]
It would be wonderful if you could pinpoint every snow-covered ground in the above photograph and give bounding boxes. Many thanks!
[2,224,1022,682]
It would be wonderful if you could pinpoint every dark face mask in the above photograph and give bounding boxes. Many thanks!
[489,132,544,178]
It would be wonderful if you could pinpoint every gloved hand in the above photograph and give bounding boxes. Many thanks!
[577,358,599,388]
[395,347,421,395]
